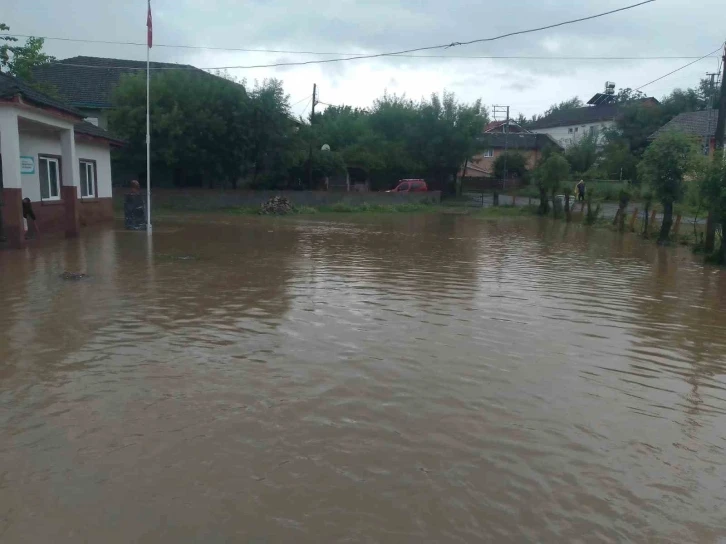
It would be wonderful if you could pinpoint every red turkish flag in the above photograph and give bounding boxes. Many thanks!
[147,1,153,48]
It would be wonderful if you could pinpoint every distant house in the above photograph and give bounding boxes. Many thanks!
[0,72,124,249]
[649,109,719,155]
[529,88,659,148]
[31,56,211,129]
[462,121,563,178]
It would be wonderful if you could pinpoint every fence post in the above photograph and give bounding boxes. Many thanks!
[629,208,638,231]
[673,214,682,237]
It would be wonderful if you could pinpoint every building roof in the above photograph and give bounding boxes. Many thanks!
[650,109,718,140]
[529,98,657,130]
[478,132,563,151]
[484,120,528,133]
[74,120,126,146]
[0,71,83,117]
[31,56,208,109]
[0,72,125,145]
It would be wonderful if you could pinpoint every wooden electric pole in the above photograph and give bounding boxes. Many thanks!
[714,45,726,157]
[711,44,726,261]
[704,47,725,253]
[307,83,317,189]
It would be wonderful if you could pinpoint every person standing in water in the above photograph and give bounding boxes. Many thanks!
[22,198,40,239]
[576,180,586,202]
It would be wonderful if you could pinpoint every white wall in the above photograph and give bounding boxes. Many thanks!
[532,120,615,149]
[18,129,113,200]
[76,140,113,198]
[18,129,61,202]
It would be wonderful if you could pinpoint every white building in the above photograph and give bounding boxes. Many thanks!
[530,93,659,149]
[1,72,123,249]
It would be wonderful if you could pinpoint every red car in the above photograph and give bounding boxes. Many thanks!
[387,179,428,193]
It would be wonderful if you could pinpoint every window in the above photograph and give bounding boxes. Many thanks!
[568,128,573,134]
[397,182,410,192]
[574,127,579,133]
[38,156,61,201]
[483,149,493,158]
[79,160,96,198]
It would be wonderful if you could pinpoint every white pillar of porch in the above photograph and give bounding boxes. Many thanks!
[0,108,25,248]
[60,126,80,237]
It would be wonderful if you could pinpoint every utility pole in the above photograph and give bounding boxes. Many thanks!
[307,83,317,188]
[714,45,726,158]
[707,44,726,258]
[493,105,510,192]
[705,72,718,154]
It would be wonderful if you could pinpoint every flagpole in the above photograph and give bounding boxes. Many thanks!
[146,0,152,233]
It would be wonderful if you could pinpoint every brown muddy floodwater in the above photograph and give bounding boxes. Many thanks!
[1,214,726,543]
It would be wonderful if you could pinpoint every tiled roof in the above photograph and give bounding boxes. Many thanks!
[31,56,208,109]
[74,121,126,146]
[0,71,82,117]
[650,109,718,140]
[0,72,125,145]
[478,132,563,150]
[529,104,621,129]
[529,98,657,130]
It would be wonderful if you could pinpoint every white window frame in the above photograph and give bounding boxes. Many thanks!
[483,149,494,158]
[79,160,96,198]
[38,156,61,201]
[568,128,573,134]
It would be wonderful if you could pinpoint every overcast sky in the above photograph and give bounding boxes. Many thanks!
[4,0,724,120]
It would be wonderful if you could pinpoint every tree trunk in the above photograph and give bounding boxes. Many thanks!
[493,191,499,207]
[564,193,571,222]
[551,189,558,218]
[538,187,549,215]
[643,202,650,237]
[705,210,715,252]
[658,200,673,244]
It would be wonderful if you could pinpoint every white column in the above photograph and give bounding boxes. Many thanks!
[60,127,79,188]
[0,109,21,189]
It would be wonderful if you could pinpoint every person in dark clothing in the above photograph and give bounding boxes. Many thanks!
[124,180,147,230]
[576,180,586,202]
[22,198,40,238]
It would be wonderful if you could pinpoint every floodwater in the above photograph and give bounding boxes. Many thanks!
[1,214,726,543]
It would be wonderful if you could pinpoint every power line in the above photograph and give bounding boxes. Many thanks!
[635,46,724,90]
[2,37,707,61]
[0,34,710,61]
[290,94,312,107]
[25,0,656,72]
[299,96,313,118]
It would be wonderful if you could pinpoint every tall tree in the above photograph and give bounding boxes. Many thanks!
[638,132,699,243]
[565,132,598,174]
[536,154,570,215]
[0,24,55,91]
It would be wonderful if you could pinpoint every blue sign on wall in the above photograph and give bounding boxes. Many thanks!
[20,156,35,175]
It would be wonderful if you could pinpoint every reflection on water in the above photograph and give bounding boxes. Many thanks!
[1,214,726,543]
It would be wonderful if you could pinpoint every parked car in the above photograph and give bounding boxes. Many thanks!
[387,179,428,193]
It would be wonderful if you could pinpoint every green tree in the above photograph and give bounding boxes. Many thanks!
[111,71,248,188]
[1,24,55,91]
[565,132,598,174]
[312,91,488,192]
[493,151,528,179]
[697,161,726,263]
[638,132,699,243]
[536,154,570,215]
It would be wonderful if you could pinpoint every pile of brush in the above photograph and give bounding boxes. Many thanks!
[260,196,293,215]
